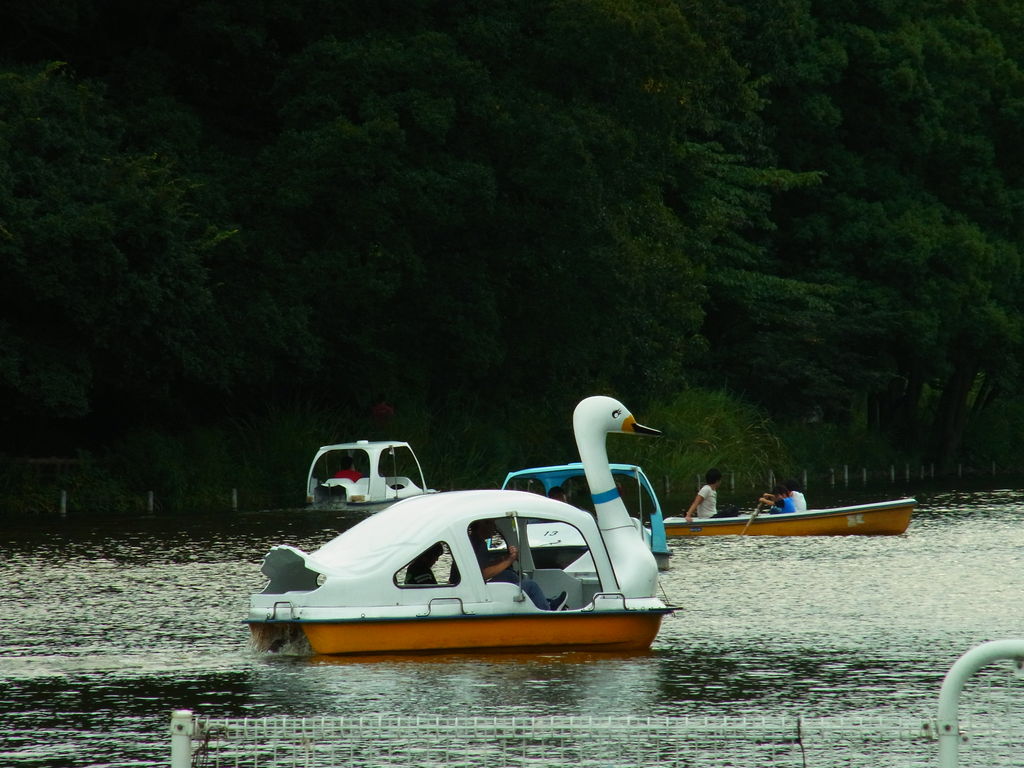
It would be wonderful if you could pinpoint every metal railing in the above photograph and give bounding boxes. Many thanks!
[169,639,1024,768]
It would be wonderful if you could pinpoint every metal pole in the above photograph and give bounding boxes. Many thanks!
[937,639,1024,768]
[513,513,526,602]
[170,709,194,768]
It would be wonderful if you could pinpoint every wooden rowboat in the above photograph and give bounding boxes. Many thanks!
[663,498,915,537]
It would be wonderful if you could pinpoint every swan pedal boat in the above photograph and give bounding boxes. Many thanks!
[248,396,673,655]
[305,440,435,512]
[663,498,916,536]
[502,463,671,571]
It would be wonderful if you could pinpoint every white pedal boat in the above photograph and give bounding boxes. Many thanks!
[248,396,673,655]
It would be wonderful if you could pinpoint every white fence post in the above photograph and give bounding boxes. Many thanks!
[170,709,194,768]
[936,638,1024,768]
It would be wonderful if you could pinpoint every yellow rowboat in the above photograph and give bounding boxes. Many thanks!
[663,498,915,537]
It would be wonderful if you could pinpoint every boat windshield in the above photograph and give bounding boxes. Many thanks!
[505,471,656,522]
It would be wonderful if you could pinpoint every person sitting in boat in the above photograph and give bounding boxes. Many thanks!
[684,468,739,522]
[547,486,567,503]
[784,478,807,512]
[332,456,362,482]
[763,485,796,514]
[467,519,567,611]
[404,543,445,585]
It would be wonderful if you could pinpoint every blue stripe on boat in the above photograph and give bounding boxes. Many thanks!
[591,487,620,505]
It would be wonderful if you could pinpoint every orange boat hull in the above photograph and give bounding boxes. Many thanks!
[251,611,668,655]
[666,500,915,537]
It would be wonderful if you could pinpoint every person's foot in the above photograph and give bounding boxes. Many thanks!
[548,591,567,611]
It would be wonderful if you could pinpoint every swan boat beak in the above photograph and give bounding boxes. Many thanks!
[622,415,661,437]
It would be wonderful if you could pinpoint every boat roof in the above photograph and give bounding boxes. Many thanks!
[310,489,601,572]
[314,440,413,452]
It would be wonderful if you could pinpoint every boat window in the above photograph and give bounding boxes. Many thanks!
[559,473,651,519]
[526,517,591,570]
[612,472,654,521]
[315,449,369,481]
[376,446,422,489]
[504,476,547,495]
[558,476,588,507]
[503,475,588,505]
[395,542,459,588]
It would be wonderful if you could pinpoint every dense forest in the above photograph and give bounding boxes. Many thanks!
[3,0,1024,509]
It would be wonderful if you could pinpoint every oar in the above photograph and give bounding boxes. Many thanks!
[741,503,765,535]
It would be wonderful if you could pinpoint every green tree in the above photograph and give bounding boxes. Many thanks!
[719,0,1024,467]
[0,62,311,443]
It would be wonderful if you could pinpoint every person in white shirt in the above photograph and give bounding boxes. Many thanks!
[785,478,807,512]
[684,468,738,522]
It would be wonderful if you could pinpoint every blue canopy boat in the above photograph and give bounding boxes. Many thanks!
[502,463,671,571]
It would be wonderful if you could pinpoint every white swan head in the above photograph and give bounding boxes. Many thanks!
[573,396,662,443]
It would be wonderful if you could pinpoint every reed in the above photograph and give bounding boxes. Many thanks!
[612,388,788,489]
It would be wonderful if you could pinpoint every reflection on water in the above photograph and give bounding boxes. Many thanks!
[1,488,1023,766]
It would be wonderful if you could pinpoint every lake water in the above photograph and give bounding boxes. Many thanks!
[1,487,1023,766]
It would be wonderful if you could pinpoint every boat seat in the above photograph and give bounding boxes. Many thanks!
[321,478,356,491]
[384,476,422,498]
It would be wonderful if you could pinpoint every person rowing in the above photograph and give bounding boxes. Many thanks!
[757,485,796,514]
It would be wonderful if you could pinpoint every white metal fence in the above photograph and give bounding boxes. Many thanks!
[170,640,1024,768]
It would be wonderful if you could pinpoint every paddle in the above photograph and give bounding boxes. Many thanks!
[741,502,766,535]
